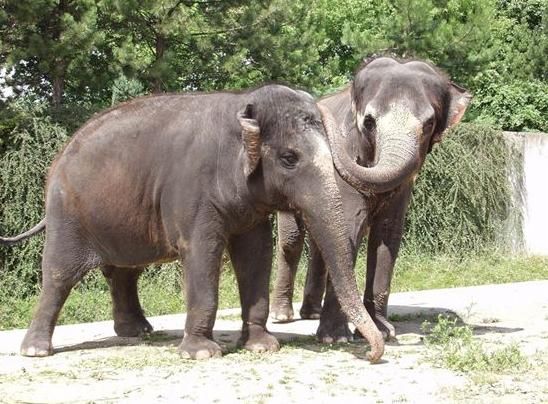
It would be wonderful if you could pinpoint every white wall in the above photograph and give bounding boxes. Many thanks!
[522,133,548,255]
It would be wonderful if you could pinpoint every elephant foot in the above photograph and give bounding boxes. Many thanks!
[270,300,294,322]
[178,335,222,360]
[354,315,396,341]
[20,331,53,357]
[316,320,353,344]
[239,324,280,353]
[114,315,153,337]
[299,301,322,320]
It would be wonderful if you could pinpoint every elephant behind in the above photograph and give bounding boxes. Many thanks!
[271,57,471,342]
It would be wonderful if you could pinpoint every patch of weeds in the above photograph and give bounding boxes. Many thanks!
[469,372,499,385]
[37,369,78,380]
[78,346,185,370]
[281,335,370,359]
[1,369,79,383]
[0,371,31,384]
[421,314,529,374]
[223,348,268,362]
[389,311,448,323]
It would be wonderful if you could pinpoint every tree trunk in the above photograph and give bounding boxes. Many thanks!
[152,34,166,94]
[52,76,64,107]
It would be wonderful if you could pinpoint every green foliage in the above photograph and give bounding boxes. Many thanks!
[0,100,69,295]
[471,76,548,131]
[0,0,105,105]
[110,74,147,105]
[422,314,529,373]
[1,0,546,130]
[403,124,515,255]
[340,0,495,83]
[390,254,548,292]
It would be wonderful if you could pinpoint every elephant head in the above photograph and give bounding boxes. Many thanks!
[236,85,384,362]
[328,57,472,194]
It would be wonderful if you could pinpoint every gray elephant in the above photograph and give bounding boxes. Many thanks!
[0,85,384,361]
[271,57,471,342]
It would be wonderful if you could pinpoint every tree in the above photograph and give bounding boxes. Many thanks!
[0,0,103,106]
[340,0,495,84]
[101,0,274,93]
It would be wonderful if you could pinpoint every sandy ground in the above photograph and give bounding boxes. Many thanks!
[0,281,547,403]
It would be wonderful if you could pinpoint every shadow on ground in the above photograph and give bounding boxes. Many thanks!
[54,304,523,358]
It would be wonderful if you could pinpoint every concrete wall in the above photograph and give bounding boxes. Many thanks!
[504,132,548,256]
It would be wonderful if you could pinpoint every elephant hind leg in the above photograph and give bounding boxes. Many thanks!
[101,265,152,337]
[299,238,327,319]
[21,227,101,357]
[271,212,304,322]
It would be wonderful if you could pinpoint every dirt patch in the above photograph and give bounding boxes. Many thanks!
[1,281,546,403]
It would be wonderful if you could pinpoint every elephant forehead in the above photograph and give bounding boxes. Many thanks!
[375,102,423,137]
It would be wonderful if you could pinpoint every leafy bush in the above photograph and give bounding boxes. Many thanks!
[403,123,518,255]
[0,99,69,296]
[471,74,548,132]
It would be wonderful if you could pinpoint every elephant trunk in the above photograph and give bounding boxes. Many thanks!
[302,186,384,363]
[319,104,420,194]
[297,106,384,362]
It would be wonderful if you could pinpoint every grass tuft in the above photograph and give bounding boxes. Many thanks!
[421,314,529,374]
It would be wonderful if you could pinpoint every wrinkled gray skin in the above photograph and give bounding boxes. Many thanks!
[271,58,471,342]
[0,85,384,361]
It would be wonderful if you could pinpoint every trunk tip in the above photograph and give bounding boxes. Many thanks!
[366,344,384,364]
[360,327,385,363]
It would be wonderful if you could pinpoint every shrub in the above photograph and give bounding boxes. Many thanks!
[402,123,518,256]
[0,99,69,296]
[471,75,548,132]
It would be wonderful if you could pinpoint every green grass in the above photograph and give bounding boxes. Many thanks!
[421,314,530,374]
[0,253,546,330]
[389,253,548,292]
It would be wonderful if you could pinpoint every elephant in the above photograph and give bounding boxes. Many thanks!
[0,84,385,361]
[270,57,472,342]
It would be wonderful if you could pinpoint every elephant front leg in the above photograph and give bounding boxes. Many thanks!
[362,185,412,340]
[101,266,153,337]
[271,212,305,322]
[178,233,225,360]
[316,278,353,343]
[229,220,279,353]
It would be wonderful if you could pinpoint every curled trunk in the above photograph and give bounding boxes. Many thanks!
[318,104,419,194]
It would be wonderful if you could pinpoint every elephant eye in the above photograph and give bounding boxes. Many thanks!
[362,115,376,132]
[303,115,320,129]
[279,151,299,169]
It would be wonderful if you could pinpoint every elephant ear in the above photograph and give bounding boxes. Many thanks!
[237,104,262,177]
[431,82,472,145]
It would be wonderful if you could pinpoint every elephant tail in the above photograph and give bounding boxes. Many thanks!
[0,218,46,246]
